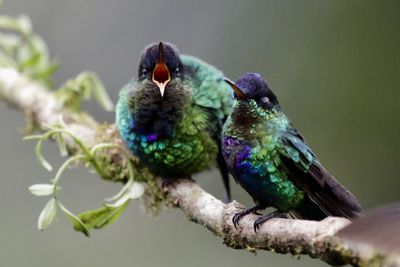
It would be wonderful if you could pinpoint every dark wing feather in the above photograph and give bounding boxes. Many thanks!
[196,104,232,203]
[217,143,231,203]
[278,127,362,219]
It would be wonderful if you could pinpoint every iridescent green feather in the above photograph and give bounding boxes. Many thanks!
[224,100,305,211]
[116,55,232,177]
[182,55,232,119]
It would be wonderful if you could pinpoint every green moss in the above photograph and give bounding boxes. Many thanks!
[324,238,387,267]
[137,166,167,215]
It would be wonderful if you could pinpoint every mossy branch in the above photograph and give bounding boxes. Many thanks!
[1,68,400,267]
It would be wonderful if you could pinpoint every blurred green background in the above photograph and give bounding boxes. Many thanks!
[1,1,399,266]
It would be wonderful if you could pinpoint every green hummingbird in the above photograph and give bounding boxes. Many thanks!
[222,73,362,231]
[116,42,233,201]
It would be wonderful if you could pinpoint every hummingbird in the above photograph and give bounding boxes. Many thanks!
[221,73,362,231]
[116,42,233,202]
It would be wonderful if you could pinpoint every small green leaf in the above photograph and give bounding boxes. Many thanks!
[35,62,58,85]
[19,49,40,71]
[0,32,21,51]
[0,16,21,32]
[77,71,114,111]
[78,201,130,230]
[29,184,54,196]
[58,202,90,237]
[89,73,114,111]
[16,15,32,35]
[37,198,57,231]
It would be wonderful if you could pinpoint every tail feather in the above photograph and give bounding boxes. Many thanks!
[217,144,231,203]
[284,157,362,220]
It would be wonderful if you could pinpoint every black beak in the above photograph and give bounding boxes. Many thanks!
[224,78,247,99]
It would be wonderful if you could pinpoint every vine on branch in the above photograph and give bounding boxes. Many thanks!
[0,12,57,86]
[26,118,144,236]
[56,71,113,112]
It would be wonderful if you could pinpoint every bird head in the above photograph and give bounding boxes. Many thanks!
[224,73,279,110]
[138,41,183,97]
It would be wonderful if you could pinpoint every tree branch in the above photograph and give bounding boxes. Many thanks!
[1,67,398,267]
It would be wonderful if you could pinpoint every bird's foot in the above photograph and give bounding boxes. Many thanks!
[253,210,287,232]
[232,204,264,229]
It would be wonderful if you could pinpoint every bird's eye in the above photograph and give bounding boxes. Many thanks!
[141,68,148,77]
[174,67,180,74]
[261,97,270,104]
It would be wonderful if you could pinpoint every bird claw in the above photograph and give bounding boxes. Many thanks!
[232,212,243,229]
[232,204,264,229]
[253,211,287,232]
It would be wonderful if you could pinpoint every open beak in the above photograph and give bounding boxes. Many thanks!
[152,42,171,97]
[223,78,247,99]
